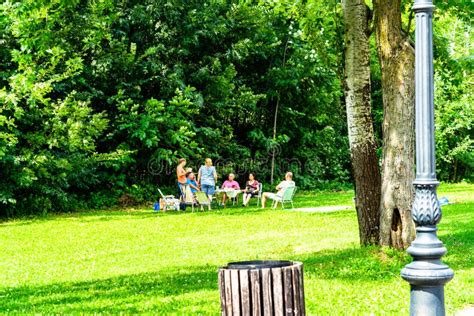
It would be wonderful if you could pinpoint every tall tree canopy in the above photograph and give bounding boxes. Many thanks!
[0,0,348,216]
[0,0,471,218]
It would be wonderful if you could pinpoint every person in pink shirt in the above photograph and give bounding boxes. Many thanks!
[221,173,240,206]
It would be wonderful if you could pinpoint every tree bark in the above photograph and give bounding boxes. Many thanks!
[270,35,291,185]
[342,0,381,245]
[374,0,416,249]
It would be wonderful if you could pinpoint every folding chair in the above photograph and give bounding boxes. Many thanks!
[195,191,211,211]
[212,187,228,209]
[244,183,263,206]
[271,186,297,209]
[225,189,240,206]
[256,183,263,206]
[180,184,196,212]
[158,189,180,211]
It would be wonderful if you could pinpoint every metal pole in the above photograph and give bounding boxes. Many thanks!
[401,1,454,315]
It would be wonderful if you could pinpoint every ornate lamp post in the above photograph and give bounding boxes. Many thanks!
[401,0,454,315]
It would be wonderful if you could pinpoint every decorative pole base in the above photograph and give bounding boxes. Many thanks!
[401,226,454,315]
[402,183,454,315]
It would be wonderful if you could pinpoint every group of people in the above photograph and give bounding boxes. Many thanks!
[176,158,295,208]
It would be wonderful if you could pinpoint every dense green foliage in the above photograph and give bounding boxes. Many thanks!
[0,0,348,216]
[1,184,473,313]
[433,9,473,182]
[0,1,471,216]
[369,0,474,181]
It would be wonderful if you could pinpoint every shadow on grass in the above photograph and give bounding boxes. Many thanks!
[2,240,472,313]
[0,211,159,227]
[0,266,219,313]
[294,246,410,282]
[442,229,474,270]
[0,205,278,226]
[0,248,405,313]
[294,226,473,282]
[295,232,473,283]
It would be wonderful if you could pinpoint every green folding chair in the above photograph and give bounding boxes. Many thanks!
[195,191,211,211]
[272,186,297,209]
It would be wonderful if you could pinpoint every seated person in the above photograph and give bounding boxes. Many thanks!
[261,172,295,208]
[221,173,240,205]
[242,173,259,207]
[186,172,200,194]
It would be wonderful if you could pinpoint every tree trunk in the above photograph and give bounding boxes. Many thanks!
[374,0,416,249]
[270,93,281,185]
[270,35,291,185]
[342,0,381,245]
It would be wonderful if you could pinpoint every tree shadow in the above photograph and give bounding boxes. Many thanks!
[0,206,278,227]
[441,229,474,270]
[292,227,473,282]
[0,211,158,226]
[0,266,219,313]
[2,241,472,313]
[0,248,405,313]
[292,246,410,282]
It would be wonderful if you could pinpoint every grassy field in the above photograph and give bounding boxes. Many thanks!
[1,183,473,314]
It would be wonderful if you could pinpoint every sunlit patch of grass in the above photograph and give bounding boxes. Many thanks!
[1,184,472,314]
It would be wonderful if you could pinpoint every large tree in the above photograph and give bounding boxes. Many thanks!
[374,0,416,248]
[342,0,381,245]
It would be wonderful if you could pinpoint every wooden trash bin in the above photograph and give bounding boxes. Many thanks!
[218,260,305,316]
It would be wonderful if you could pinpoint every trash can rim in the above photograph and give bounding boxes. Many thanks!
[224,260,297,270]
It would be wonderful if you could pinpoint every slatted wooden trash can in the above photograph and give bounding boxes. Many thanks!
[218,260,305,316]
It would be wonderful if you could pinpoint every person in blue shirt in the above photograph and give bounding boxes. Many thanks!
[186,172,200,194]
[198,158,217,200]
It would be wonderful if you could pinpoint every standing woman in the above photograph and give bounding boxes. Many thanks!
[198,158,217,201]
[242,173,259,207]
[176,158,187,197]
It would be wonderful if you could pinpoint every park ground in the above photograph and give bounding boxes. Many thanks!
[0,183,473,315]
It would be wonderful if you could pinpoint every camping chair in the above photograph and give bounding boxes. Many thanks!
[225,189,240,206]
[195,191,211,211]
[158,189,180,211]
[180,184,196,212]
[256,183,263,206]
[271,186,297,209]
[213,187,235,208]
[242,183,263,206]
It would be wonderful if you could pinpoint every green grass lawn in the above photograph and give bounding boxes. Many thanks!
[1,183,473,314]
